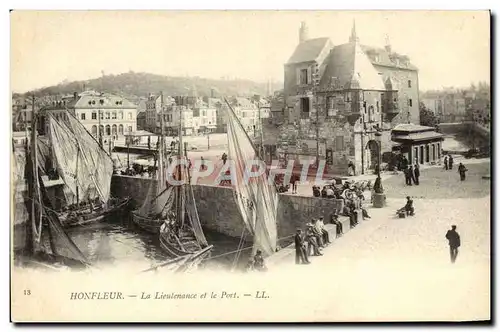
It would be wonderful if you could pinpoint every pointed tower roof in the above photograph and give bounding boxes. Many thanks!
[349,19,359,43]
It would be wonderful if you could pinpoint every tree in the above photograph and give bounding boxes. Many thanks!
[419,102,439,128]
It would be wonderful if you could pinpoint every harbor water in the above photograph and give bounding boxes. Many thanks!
[62,213,252,272]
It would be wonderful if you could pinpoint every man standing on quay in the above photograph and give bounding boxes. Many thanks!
[445,225,461,263]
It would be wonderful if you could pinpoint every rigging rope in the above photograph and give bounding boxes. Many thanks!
[231,227,246,271]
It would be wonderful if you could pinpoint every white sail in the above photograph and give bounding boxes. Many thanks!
[65,114,113,202]
[48,116,81,197]
[225,99,278,256]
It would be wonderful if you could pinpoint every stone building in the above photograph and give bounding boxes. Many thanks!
[391,124,444,165]
[144,94,175,133]
[38,91,137,141]
[216,97,261,136]
[267,21,420,175]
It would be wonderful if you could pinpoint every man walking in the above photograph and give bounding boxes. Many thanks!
[458,162,468,181]
[443,155,449,170]
[294,228,310,264]
[413,164,420,185]
[445,225,461,263]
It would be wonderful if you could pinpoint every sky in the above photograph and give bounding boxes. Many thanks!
[10,10,490,93]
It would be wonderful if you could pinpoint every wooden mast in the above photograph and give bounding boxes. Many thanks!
[177,104,184,231]
[159,92,164,186]
[25,95,36,255]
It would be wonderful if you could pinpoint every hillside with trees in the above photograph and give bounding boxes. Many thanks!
[13,71,282,101]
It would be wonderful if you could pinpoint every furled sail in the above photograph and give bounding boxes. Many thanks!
[224,99,278,256]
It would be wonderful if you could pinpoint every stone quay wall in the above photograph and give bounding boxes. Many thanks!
[110,175,344,244]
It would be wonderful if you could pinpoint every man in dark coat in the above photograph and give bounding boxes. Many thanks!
[445,225,461,263]
[443,155,449,170]
[407,166,415,186]
[404,196,414,216]
[458,163,468,181]
[448,155,454,170]
[294,228,310,264]
[413,164,420,185]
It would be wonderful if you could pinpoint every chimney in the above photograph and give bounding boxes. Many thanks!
[73,92,78,100]
[211,88,215,98]
[299,21,309,44]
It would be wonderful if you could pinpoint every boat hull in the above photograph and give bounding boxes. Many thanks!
[62,197,131,228]
[131,211,164,234]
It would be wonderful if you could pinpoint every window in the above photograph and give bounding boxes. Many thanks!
[408,99,413,107]
[112,124,117,136]
[128,112,132,120]
[300,98,310,113]
[119,111,123,120]
[99,125,104,135]
[105,112,110,120]
[345,92,352,103]
[300,69,308,85]
[376,101,379,113]
[91,125,97,136]
[118,124,124,135]
[128,126,132,132]
[80,113,86,120]
[100,112,104,120]
[91,112,97,120]
[202,110,206,117]
[105,125,111,136]
[408,80,412,88]
[112,112,117,119]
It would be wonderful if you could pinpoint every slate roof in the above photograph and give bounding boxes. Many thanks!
[392,131,444,141]
[286,37,332,64]
[319,42,385,91]
[74,93,136,109]
[361,45,418,71]
[392,124,436,132]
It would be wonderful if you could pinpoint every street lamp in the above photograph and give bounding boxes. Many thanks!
[372,129,386,208]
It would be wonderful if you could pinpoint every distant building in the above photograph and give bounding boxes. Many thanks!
[265,21,420,175]
[421,90,467,123]
[144,94,175,133]
[38,91,137,141]
[136,110,147,130]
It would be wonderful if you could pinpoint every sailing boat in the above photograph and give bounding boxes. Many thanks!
[45,111,130,228]
[157,106,213,265]
[131,94,212,267]
[20,114,90,270]
[221,97,279,261]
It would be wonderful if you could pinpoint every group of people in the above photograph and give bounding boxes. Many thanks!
[444,155,469,181]
[443,155,454,170]
[294,217,332,264]
[400,156,421,186]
